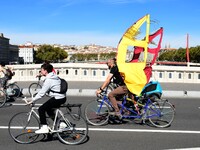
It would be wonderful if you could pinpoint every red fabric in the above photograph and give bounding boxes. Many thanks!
[144,66,152,82]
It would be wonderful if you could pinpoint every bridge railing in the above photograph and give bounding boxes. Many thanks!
[9,63,200,83]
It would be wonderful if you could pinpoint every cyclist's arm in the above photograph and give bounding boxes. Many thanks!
[32,79,51,102]
[97,73,113,93]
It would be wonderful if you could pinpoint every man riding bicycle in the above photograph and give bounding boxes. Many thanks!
[96,58,128,117]
[26,63,66,134]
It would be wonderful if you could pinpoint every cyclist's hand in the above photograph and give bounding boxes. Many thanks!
[23,97,33,105]
[96,89,102,95]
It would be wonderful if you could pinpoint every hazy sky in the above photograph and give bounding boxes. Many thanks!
[1,0,200,48]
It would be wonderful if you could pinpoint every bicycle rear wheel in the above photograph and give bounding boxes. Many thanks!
[28,83,42,96]
[148,99,175,128]
[0,90,6,108]
[8,112,40,144]
[84,99,110,126]
[56,113,88,145]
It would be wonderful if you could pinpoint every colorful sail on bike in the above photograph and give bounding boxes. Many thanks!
[116,14,163,96]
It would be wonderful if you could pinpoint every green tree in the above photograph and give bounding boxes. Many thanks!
[35,45,68,63]
[158,46,200,63]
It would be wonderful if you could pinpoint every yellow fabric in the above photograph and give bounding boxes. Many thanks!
[117,14,150,96]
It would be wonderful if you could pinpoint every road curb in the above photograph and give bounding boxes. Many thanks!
[21,88,200,98]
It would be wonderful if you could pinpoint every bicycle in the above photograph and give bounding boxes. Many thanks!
[28,75,43,96]
[0,81,21,108]
[8,99,88,145]
[84,88,175,128]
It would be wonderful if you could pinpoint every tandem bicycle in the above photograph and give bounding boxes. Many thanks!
[8,98,88,145]
[84,89,175,128]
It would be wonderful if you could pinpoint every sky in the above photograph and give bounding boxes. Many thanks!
[1,0,200,49]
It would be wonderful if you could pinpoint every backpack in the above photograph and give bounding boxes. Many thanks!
[50,78,68,94]
[5,69,14,80]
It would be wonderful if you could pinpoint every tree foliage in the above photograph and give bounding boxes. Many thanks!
[35,45,68,63]
[70,52,117,62]
[158,45,200,63]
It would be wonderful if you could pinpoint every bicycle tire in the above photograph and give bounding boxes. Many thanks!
[56,113,88,145]
[84,99,110,126]
[7,83,21,98]
[8,112,40,144]
[28,83,42,96]
[0,90,6,108]
[148,99,175,128]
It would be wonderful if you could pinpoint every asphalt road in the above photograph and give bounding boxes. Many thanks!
[1,96,200,150]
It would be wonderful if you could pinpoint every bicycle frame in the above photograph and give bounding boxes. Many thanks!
[27,105,73,133]
[98,93,162,121]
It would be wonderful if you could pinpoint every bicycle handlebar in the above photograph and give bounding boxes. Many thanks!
[22,97,35,107]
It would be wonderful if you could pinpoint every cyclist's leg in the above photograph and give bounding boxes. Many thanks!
[108,85,128,115]
[35,97,66,134]
[45,97,66,120]
[38,97,66,125]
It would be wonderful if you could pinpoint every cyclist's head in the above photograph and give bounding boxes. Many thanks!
[107,58,116,69]
[41,63,53,74]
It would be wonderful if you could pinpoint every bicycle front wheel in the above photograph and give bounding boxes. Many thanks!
[148,100,175,128]
[56,113,88,145]
[0,90,6,108]
[84,99,110,126]
[8,112,40,144]
[28,83,42,96]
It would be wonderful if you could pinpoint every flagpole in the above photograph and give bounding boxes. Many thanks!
[186,34,190,67]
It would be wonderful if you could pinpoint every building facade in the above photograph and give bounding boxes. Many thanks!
[0,33,19,64]
[19,42,34,64]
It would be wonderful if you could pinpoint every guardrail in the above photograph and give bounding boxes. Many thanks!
[9,63,200,83]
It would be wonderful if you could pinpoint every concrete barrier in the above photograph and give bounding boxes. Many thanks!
[20,88,200,98]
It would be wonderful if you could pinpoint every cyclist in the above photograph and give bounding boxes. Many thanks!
[0,62,13,89]
[26,63,66,134]
[96,58,128,117]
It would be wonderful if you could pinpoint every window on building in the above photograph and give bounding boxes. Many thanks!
[93,70,96,76]
[84,70,87,76]
[102,70,106,76]
[169,73,172,78]
[75,70,78,75]
[178,73,182,79]
[159,72,162,78]
[198,74,200,79]
[188,73,192,79]
[66,70,69,75]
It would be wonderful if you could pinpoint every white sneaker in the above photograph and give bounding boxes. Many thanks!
[59,122,67,130]
[35,125,49,134]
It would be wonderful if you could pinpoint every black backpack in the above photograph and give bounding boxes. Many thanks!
[50,78,68,94]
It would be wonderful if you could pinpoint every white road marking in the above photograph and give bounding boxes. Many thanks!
[88,128,200,134]
[1,125,200,134]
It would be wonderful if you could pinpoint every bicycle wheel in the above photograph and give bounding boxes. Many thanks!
[7,83,21,98]
[148,100,175,128]
[84,99,110,126]
[8,112,40,144]
[0,90,6,108]
[56,113,88,145]
[28,83,42,96]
